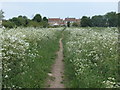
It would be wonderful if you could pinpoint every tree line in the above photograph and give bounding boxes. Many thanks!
[80,12,118,27]
[2,13,48,28]
[0,10,119,28]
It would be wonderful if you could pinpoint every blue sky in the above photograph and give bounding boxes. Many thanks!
[1,2,118,19]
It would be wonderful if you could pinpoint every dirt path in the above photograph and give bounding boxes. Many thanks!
[46,34,64,88]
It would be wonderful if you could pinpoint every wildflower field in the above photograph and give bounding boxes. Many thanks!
[2,27,62,88]
[1,27,120,88]
[63,27,119,88]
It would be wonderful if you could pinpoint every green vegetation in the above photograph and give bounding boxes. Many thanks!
[1,8,120,88]
[1,9,119,28]
[80,16,91,27]
[63,27,119,88]
[81,12,118,27]
[2,13,48,28]
[72,22,79,27]
[2,28,62,88]
[0,10,4,20]
[1,27,120,88]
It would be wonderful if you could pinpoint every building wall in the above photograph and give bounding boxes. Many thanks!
[48,18,80,26]
[48,19,64,26]
[76,19,81,25]
[48,21,59,26]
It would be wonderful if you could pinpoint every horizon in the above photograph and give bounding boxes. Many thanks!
[0,2,118,20]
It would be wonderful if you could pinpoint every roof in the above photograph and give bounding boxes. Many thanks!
[65,18,76,21]
[76,19,81,22]
[48,18,62,21]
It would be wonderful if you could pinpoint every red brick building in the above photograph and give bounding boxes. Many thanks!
[48,18,64,26]
[64,18,80,26]
[48,18,80,26]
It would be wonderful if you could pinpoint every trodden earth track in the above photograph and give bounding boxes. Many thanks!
[46,30,65,88]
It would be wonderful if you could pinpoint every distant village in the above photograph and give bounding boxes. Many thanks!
[0,17,81,28]
[48,18,80,26]
[0,18,81,27]
[0,11,118,28]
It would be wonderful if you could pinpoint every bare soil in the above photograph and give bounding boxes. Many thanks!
[46,37,65,88]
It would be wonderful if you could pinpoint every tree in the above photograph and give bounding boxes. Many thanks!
[9,16,30,27]
[67,21,70,27]
[72,22,79,27]
[43,17,48,22]
[28,21,40,27]
[32,14,42,22]
[117,13,120,27]
[105,12,117,27]
[18,16,26,26]
[9,17,20,26]
[22,16,30,27]
[42,17,48,28]
[41,21,48,28]
[2,20,15,28]
[18,16,30,27]
[91,15,107,27]
[0,10,4,20]
[81,16,92,27]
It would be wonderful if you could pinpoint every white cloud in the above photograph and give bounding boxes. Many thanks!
[0,0,119,2]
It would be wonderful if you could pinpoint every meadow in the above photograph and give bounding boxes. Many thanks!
[0,28,3,89]
[2,27,62,88]
[1,27,120,88]
[63,27,119,88]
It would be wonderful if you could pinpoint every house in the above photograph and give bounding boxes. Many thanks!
[75,19,81,25]
[64,18,80,26]
[48,18,64,26]
[64,18,76,23]
[48,17,80,26]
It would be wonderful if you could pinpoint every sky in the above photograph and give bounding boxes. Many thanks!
[0,1,119,20]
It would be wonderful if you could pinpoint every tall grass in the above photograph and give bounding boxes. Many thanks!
[63,27,119,88]
[0,28,3,89]
[2,27,62,88]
